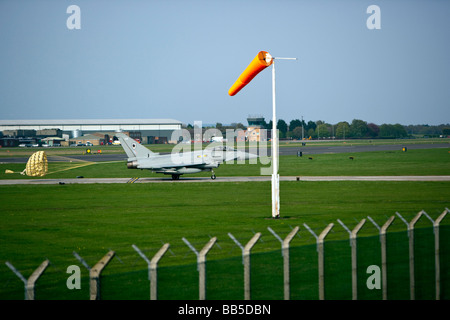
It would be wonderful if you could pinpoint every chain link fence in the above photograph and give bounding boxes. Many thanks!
[2,209,449,300]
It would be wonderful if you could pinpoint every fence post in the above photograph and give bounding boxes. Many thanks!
[182,237,217,300]
[26,259,50,300]
[198,237,217,300]
[434,208,448,300]
[318,223,334,300]
[89,250,115,300]
[282,226,299,300]
[244,233,261,300]
[132,243,170,300]
[5,259,50,300]
[338,219,366,300]
[351,219,366,300]
[150,243,170,300]
[408,211,423,300]
[380,216,395,300]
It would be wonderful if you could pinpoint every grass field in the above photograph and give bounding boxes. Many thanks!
[0,146,449,300]
[1,181,449,299]
[1,147,450,179]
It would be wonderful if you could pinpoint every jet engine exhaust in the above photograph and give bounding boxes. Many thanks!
[127,161,138,169]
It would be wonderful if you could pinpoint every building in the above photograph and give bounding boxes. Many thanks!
[246,115,269,142]
[41,137,67,147]
[0,119,182,144]
[69,134,105,146]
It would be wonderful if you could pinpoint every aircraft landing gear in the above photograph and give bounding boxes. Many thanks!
[171,174,180,180]
[211,170,216,180]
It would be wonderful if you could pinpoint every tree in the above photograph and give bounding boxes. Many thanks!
[335,121,350,139]
[289,119,302,131]
[394,124,407,138]
[230,122,246,130]
[379,124,407,138]
[349,119,368,138]
[306,121,316,132]
[307,128,316,139]
[316,123,330,139]
[367,123,380,138]
[277,119,288,139]
[292,126,303,140]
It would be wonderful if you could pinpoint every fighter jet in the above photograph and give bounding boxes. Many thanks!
[116,133,258,180]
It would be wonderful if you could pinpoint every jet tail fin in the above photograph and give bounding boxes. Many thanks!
[116,133,156,159]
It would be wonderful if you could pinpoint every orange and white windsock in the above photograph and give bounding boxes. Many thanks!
[228,51,273,96]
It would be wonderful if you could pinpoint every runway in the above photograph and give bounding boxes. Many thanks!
[1,142,448,185]
[2,175,450,185]
[1,142,448,164]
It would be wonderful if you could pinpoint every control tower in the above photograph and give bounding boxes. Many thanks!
[246,115,267,142]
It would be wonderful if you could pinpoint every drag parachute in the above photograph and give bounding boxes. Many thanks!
[23,151,48,177]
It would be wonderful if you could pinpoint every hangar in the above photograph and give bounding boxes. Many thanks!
[0,119,182,145]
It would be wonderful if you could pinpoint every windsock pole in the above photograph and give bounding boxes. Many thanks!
[271,57,296,219]
[272,61,279,218]
[228,52,296,219]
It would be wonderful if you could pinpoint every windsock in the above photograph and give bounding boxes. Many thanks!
[228,51,273,96]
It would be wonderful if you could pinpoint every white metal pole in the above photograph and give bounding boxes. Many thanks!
[270,57,296,219]
[271,61,279,218]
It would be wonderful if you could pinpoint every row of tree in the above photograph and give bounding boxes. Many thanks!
[192,120,449,139]
[258,119,409,139]
[274,119,450,139]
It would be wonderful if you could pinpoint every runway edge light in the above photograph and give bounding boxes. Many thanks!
[228,51,273,96]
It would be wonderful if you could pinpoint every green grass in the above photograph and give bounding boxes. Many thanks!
[279,137,449,147]
[0,181,449,299]
[1,147,449,179]
[1,145,449,299]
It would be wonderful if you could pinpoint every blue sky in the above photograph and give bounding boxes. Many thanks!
[1,0,449,126]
